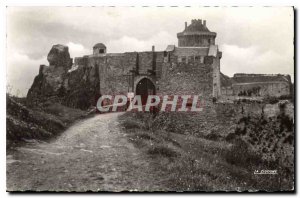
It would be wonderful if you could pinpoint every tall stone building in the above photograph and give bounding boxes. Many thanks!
[174,19,222,98]
[27,19,222,109]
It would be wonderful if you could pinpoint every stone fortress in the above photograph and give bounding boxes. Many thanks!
[27,19,292,109]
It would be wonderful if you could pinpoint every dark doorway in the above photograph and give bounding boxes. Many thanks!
[135,78,156,105]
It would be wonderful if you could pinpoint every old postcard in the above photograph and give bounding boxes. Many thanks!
[6,7,294,192]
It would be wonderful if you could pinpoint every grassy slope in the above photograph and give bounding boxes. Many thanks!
[119,111,293,191]
[6,95,90,146]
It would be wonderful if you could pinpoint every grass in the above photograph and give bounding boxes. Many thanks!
[7,95,89,146]
[147,144,179,158]
[119,111,294,191]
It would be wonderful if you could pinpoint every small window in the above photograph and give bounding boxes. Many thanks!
[188,56,194,63]
[181,57,186,63]
[99,49,105,53]
[195,56,200,62]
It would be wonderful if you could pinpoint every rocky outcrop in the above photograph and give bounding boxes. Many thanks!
[47,44,72,69]
[27,44,100,110]
[7,95,65,143]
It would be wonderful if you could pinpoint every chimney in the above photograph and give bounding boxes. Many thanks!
[152,45,155,52]
[185,22,187,29]
[203,20,206,27]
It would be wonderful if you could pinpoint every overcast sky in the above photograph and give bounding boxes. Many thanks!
[6,7,294,96]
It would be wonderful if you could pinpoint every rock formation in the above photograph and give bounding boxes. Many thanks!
[27,44,100,110]
[47,44,72,68]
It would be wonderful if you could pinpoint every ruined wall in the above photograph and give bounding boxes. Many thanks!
[216,100,294,119]
[232,82,290,97]
[230,74,291,97]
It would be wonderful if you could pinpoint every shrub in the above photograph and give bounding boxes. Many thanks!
[205,131,221,141]
[264,96,279,104]
[224,138,262,167]
[147,145,179,158]
[225,132,236,142]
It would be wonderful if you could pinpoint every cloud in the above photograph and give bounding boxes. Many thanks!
[7,52,47,97]
[107,31,176,53]
[221,44,294,81]
[67,42,91,58]
[6,7,294,96]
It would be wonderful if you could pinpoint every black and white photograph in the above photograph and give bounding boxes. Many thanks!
[4,5,295,192]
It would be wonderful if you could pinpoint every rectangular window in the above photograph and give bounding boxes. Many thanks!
[188,56,194,63]
[195,56,200,62]
[181,57,186,63]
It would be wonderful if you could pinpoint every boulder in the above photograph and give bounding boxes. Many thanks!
[27,44,100,110]
[47,44,72,69]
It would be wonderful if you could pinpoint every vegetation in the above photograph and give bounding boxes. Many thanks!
[119,100,294,191]
[6,94,90,147]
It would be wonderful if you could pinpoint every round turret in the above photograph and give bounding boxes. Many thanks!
[93,43,106,55]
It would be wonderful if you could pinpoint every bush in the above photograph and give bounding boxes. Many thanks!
[225,132,236,142]
[264,96,279,104]
[147,145,179,158]
[205,131,221,141]
[224,138,262,167]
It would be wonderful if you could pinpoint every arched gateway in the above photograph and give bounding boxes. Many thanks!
[134,77,156,105]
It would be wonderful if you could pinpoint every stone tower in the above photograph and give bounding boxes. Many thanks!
[177,19,217,47]
[93,43,106,55]
[175,19,221,98]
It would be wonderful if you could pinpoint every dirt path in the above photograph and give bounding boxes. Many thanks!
[7,113,167,192]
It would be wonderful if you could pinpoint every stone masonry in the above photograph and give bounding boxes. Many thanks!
[27,19,222,109]
[27,19,292,110]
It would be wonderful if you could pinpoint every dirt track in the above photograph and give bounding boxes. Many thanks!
[7,113,167,192]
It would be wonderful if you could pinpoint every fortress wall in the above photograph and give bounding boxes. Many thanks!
[85,55,131,95]
[157,52,213,98]
[138,52,154,74]
[154,52,165,78]
[232,81,290,97]
[65,49,219,107]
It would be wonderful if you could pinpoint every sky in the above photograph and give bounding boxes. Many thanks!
[6,7,294,96]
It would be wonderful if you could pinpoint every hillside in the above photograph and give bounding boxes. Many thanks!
[6,95,90,147]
